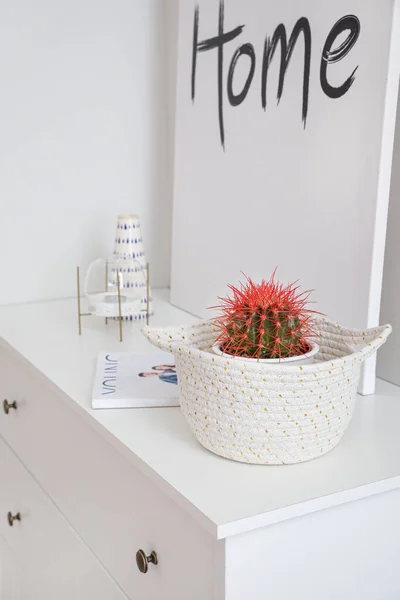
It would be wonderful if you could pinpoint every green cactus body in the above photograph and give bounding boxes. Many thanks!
[224,304,305,359]
[214,273,316,360]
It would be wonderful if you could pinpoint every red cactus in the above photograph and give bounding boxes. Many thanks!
[212,272,318,360]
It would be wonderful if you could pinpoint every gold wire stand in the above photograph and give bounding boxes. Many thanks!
[76,262,151,342]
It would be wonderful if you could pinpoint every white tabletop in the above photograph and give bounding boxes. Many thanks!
[0,290,399,539]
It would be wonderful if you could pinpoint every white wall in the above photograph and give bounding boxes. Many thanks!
[378,84,400,386]
[0,0,172,304]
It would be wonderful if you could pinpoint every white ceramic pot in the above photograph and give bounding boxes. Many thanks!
[211,341,320,366]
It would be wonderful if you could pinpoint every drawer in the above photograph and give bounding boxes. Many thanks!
[0,344,216,600]
[225,489,400,600]
[0,536,23,600]
[0,436,127,600]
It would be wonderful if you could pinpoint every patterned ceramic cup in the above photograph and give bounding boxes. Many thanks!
[113,215,153,320]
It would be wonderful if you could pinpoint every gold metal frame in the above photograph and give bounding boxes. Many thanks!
[76,261,151,342]
[76,266,91,336]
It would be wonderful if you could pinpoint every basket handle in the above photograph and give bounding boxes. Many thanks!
[142,325,187,353]
[357,324,392,361]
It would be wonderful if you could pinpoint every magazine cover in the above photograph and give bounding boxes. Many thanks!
[92,351,179,409]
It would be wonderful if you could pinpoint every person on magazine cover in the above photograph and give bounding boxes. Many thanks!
[138,364,178,385]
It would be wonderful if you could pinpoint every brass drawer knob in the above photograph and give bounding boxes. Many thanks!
[136,549,158,574]
[7,512,21,527]
[3,400,17,415]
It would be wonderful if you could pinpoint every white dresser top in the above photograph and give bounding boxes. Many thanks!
[0,290,400,539]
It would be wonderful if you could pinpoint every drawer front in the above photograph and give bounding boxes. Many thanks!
[226,489,400,600]
[0,437,127,600]
[0,344,215,600]
[0,537,23,600]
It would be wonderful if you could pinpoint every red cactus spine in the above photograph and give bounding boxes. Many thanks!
[213,272,317,360]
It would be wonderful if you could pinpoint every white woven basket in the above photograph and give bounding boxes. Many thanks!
[143,319,391,465]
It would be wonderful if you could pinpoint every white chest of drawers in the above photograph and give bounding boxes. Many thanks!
[0,290,400,600]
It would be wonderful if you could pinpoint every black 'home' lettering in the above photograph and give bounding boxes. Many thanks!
[320,15,361,99]
[227,43,256,106]
[191,0,244,148]
[191,2,361,150]
[262,19,312,127]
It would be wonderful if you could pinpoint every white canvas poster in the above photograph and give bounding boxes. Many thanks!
[171,0,400,393]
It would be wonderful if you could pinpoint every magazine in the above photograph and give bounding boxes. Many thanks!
[92,351,179,409]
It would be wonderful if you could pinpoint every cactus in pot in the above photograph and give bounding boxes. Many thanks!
[212,272,318,361]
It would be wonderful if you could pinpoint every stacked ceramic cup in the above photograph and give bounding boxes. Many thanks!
[112,215,153,320]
